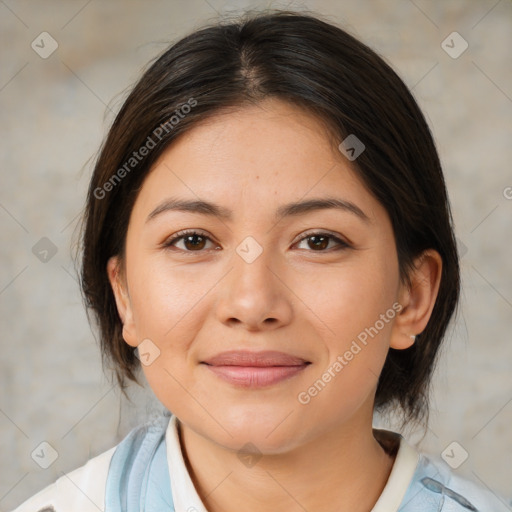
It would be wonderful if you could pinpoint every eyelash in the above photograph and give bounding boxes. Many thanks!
[162,229,351,254]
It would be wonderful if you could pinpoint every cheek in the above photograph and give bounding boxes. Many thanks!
[301,254,398,341]
[300,253,398,389]
[127,261,209,411]
[125,258,220,398]
[128,258,213,339]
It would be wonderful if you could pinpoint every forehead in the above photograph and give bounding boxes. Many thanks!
[132,98,384,224]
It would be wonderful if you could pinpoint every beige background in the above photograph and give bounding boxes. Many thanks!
[1,0,511,510]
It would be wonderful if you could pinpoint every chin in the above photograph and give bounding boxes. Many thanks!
[218,426,303,456]
[209,406,308,455]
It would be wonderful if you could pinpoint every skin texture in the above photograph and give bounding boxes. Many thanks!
[108,98,442,512]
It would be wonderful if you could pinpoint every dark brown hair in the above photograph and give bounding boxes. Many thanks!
[80,9,460,426]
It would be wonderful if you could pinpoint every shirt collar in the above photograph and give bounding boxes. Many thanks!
[371,429,421,511]
[165,414,209,512]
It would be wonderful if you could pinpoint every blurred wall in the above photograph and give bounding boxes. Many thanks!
[1,0,511,509]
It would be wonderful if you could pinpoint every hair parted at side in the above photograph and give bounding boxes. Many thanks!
[79,8,460,426]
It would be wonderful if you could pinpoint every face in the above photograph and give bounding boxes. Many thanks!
[109,98,417,454]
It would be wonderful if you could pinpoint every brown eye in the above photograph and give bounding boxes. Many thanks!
[307,235,330,250]
[295,232,349,252]
[182,233,207,251]
[163,230,217,252]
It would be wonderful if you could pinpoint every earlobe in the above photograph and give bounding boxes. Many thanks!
[390,249,443,350]
[107,256,138,347]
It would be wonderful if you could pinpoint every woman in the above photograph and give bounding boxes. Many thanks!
[12,9,508,512]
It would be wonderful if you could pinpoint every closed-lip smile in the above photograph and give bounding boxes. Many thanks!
[201,350,310,388]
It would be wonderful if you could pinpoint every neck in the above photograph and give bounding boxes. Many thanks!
[179,412,396,512]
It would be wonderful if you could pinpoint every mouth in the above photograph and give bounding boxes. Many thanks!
[201,350,311,388]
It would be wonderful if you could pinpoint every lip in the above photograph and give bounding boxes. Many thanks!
[201,350,310,388]
[203,350,309,367]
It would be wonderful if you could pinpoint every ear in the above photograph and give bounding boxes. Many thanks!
[107,256,138,348]
[390,249,443,350]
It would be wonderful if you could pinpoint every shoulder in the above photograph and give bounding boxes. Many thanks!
[401,451,510,511]
[10,414,172,512]
[10,446,116,512]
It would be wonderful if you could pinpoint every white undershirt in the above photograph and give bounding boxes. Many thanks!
[165,415,420,512]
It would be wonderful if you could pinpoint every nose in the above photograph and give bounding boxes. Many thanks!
[214,247,294,332]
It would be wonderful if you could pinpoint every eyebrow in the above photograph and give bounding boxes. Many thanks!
[146,196,371,224]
